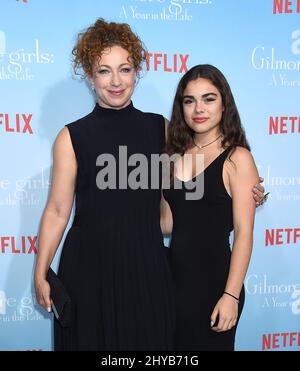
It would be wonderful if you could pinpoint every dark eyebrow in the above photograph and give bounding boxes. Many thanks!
[202,93,218,98]
[183,93,218,99]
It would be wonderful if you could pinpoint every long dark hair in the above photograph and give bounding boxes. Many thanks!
[165,64,250,156]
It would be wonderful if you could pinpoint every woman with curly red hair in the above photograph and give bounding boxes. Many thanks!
[34,18,175,351]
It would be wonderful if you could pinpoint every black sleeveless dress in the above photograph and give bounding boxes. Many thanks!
[54,102,175,350]
[163,146,245,351]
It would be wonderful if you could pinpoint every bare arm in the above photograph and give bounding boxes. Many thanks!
[225,148,258,294]
[160,193,173,235]
[211,147,259,332]
[34,127,77,311]
[160,117,173,235]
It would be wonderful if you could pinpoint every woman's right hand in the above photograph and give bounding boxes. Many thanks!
[35,277,52,313]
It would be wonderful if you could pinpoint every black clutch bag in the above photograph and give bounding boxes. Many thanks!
[46,268,71,327]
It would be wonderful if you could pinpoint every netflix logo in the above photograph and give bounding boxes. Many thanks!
[0,236,37,254]
[0,113,33,134]
[269,116,300,135]
[265,228,300,246]
[262,332,300,350]
[145,53,189,73]
[273,0,300,13]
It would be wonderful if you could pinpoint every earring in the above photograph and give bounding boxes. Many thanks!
[91,84,95,91]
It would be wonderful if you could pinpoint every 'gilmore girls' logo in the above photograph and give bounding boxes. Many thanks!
[0,32,54,81]
[256,165,300,187]
[251,30,300,87]
[0,168,50,208]
[251,43,300,72]
[0,291,46,322]
[245,274,300,316]
[119,0,213,22]
[256,164,300,202]
[245,274,300,296]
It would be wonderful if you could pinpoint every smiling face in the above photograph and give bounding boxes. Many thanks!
[89,45,136,110]
[182,77,224,137]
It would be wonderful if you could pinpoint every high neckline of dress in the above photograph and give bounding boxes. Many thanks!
[93,101,134,117]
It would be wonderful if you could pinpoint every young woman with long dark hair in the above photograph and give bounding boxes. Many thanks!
[162,64,260,350]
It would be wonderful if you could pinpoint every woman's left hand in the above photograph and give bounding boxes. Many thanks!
[210,294,238,332]
[252,176,267,206]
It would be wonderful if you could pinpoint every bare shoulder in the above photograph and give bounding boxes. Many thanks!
[53,127,75,161]
[227,146,256,168]
[54,126,70,144]
[223,146,259,203]
[224,147,258,182]
[54,127,72,149]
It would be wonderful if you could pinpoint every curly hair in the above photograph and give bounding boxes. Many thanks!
[72,18,147,77]
[165,64,250,157]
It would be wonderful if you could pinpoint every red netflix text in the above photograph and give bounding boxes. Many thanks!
[262,332,300,350]
[269,116,300,135]
[145,53,189,73]
[0,236,37,254]
[265,228,300,246]
[0,113,33,134]
[273,0,300,13]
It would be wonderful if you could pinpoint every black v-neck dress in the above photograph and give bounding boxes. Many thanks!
[163,147,245,351]
[54,102,175,350]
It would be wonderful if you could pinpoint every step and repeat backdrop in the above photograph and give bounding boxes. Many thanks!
[0,0,299,351]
